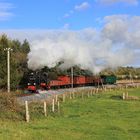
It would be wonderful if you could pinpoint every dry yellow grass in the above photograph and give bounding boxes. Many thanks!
[117,79,140,84]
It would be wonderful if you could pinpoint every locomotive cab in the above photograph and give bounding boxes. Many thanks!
[27,72,37,92]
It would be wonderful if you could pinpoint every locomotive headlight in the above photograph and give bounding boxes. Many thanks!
[34,83,36,85]
[28,83,30,85]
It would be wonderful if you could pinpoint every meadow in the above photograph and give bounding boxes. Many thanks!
[0,87,140,140]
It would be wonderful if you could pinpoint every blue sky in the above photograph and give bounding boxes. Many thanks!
[0,0,140,68]
[0,0,140,29]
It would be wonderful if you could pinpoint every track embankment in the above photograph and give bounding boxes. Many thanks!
[18,83,140,104]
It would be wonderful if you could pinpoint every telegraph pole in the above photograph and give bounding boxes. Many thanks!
[4,48,13,93]
[71,67,73,88]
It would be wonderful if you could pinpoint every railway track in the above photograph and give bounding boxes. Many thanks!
[17,82,140,104]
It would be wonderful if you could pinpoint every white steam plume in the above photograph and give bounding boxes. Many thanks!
[0,15,139,73]
[27,16,140,73]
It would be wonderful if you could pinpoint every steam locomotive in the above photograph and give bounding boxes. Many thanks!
[27,72,116,92]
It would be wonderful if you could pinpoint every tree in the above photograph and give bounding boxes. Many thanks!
[0,35,10,88]
[0,35,30,90]
[21,39,30,53]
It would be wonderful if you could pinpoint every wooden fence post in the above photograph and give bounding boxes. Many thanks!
[70,92,72,99]
[73,92,75,99]
[25,101,30,122]
[96,88,99,93]
[44,101,47,116]
[123,93,125,100]
[58,101,60,113]
[52,99,55,112]
[63,94,65,102]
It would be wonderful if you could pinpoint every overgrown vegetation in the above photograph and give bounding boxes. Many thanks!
[0,92,23,120]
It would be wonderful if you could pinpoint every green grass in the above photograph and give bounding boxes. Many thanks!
[0,88,140,140]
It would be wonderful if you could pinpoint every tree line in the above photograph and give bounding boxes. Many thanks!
[0,34,30,90]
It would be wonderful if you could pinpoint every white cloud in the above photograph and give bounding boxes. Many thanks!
[99,0,138,5]
[102,15,140,48]
[63,23,70,29]
[62,2,89,19]
[1,15,140,72]
[0,2,14,21]
[74,2,90,11]
[63,10,74,19]
[63,13,70,18]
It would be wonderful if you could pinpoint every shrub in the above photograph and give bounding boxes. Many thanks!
[0,92,24,120]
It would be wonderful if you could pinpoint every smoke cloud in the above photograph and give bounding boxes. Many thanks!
[27,15,140,73]
[98,0,138,5]
[0,15,139,73]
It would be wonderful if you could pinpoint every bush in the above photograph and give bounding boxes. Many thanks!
[0,92,24,120]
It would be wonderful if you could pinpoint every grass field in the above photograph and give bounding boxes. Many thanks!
[0,88,140,140]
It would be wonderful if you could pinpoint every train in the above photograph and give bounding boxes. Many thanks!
[27,72,117,93]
